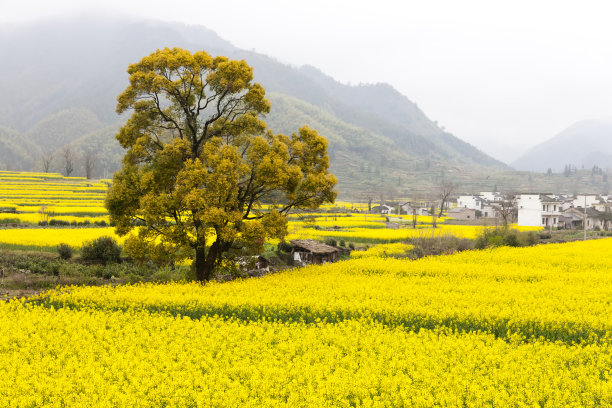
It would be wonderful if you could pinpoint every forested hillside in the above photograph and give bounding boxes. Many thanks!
[10,16,604,198]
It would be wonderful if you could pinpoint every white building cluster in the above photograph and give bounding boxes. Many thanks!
[517,194,610,229]
[456,192,503,218]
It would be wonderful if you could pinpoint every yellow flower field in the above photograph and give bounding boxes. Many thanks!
[1,238,611,405]
[350,242,413,258]
[287,224,487,242]
[0,227,122,248]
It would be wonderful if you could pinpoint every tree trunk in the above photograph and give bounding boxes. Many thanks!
[194,246,209,282]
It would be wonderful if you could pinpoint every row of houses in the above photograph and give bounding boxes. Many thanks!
[517,194,611,229]
[454,192,504,219]
[449,191,612,229]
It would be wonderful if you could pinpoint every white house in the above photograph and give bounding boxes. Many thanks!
[456,195,484,211]
[573,195,599,209]
[517,194,564,227]
[370,204,394,214]
[481,204,498,218]
[479,192,502,202]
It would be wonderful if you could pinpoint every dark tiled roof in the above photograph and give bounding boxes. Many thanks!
[290,239,339,254]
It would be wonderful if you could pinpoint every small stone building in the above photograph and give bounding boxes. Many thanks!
[290,239,340,265]
[448,207,476,220]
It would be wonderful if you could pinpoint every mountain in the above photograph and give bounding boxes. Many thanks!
[0,16,508,197]
[511,119,612,172]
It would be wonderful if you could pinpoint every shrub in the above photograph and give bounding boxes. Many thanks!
[49,219,70,226]
[57,243,73,260]
[526,232,538,246]
[81,236,122,264]
[348,242,355,250]
[339,240,346,247]
[538,231,552,240]
[0,218,19,224]
[324,238,337,247]
[277,241,293,253]
[502,232,520,247]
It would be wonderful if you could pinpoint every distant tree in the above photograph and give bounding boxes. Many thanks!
[83,151,97,179]
[431,204,437,228]
[437,180,455,218]
[597,204,612,231]
[492,192,517,227]
[41,151,54,173]
[61,146,75,176]
[547,168,552,176]
[105,48,336,281]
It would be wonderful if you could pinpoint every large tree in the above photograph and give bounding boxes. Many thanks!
[106,48,337,281]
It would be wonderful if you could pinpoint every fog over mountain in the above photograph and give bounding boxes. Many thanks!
[511,119,612,172]
[0,16,509,197]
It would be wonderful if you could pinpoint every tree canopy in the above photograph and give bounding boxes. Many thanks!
[105,47,337,281]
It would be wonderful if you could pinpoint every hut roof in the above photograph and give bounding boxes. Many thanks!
[290,239,339,254]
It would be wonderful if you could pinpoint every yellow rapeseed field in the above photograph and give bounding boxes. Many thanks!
[0,238,610,406]
[0,227,122,248]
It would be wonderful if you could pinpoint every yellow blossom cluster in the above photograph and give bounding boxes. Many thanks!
[351,242,414,258]
[0,227,123,248]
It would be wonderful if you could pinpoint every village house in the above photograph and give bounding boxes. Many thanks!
[456,195,484,211]
[558,207,605,230]
[290,240,341,265]
[517,193,609,229]
[572,194,600,209]
[369,204,394,214]
[400,203,431,216]
[481,204,498,218]
[517,194,566,228]
[448,207,476,220]
[479,192,503,202]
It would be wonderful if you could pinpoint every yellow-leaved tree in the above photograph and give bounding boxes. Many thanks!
[105,48,337,281]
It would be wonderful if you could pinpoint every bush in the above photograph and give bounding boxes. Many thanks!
[57,243,73,260]
[502,232,520,247]
[0,218,19,224]
[526,232,538,246]
[49,219,70,226]
[324,238,337,247]
[277,241,293,253]
[81,236,122,264]
[348,242,355,250]
[538,231,552,240]
[339,240,346,247]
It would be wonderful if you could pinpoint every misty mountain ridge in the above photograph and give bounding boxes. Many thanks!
[511,118,612,172]
[0,16,508,197]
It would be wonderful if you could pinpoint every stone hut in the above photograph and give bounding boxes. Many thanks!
[290,239,340,265]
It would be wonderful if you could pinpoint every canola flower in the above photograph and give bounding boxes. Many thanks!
[0,238,611,405]
[39,239,612,345]
[0,227,123,248]
[351,242,414,258]
[0,213,109,224]
[287,224,487,242]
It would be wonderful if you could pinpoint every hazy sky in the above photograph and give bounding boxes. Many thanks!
[3,0,612,163]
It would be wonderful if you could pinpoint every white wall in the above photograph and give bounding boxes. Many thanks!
[573,195,598,208]
[517,194,543,226]
[457,196,482,210]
